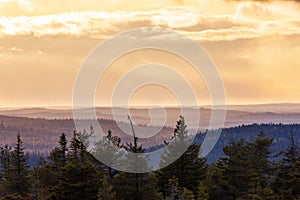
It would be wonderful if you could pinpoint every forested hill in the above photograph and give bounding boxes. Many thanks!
[1,116,299,199]
[0,114,173,153]
[193,123,300,163]
[0,114,299,165]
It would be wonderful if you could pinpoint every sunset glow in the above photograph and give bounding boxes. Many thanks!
[0,0,299,107]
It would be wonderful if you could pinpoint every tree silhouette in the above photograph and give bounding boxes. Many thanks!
[1,133,31,197]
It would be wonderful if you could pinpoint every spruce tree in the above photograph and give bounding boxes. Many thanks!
[205,163,225,200]
[68,131,83,161]
[178,188,195,200]
[50,131,104,200]
[3,133,31,197]
[246,132,275,199]
[217,139,252,199]
[158,116,207,199]
[273,133,300,199]
[50,161,102,200]
[92,130,123,179]
[34,132,70,199]
[217,132,275,199]
[0,145,11,182]
[164,176,196,200]
[113,141,161,200]
[98,178,116,200]
[112,117,161,200]
[49,133,68,168]
[58,133,67,165]
[32,159,51,199]
[196,182,209,200]
[0,145,12,196]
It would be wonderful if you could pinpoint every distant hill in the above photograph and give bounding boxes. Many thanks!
[0,103,300,129]
[220,103,300,113]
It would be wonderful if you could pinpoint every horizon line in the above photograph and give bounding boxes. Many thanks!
[1,102,300,110]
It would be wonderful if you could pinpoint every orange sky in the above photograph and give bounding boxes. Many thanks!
[0,0,299,107]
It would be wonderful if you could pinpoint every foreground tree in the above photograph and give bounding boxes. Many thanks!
[273,133,300,199]
[217,132,275,199]
[112,116,161,200]
[0,145,12,196]
[158,116,207,199]
[92,130,123,180]
[245,132,276,199]
[49,130,104,200]
[32,133,69,199]
[97,178,116,200]
[50,161,102,200]
[1,133,31,198]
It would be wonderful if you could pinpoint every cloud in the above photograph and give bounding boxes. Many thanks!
[18,0,34,11]
[0,4,299,41]
[0,0,34,11]
[10,46,22,51]
[235,2,273,19]
[173,0,184,5]
[0,0,11,7]
[235,1,300,19]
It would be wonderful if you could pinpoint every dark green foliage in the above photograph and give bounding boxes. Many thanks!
[113,171,161,200]
[112,132,161,200]
[273,133,300,199]
[158,116,207,199]
[33,131,105,200]
[197,182,209,200]
[49,133,68,168]
[216,132,276,199]
[32,133,69,199]
[50,162,102,200]
[216,139,251,199]
[32,157,58,199]
[205,163,225,200]
[58,133,67,164]
[158,143,207,198]
[68,131,85,161]
[0,133,31,197]
[92,130,123,179]
[0,145,12,197]
[246,132,276,199]
[164,176,197,200]
[178,188,195,200]
[97,178,116,200]
[48,130,104,200]
[0,145,11,182]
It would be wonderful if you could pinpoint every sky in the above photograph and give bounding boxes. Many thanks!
[0,0,299,107]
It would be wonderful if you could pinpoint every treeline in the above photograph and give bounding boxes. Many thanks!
[0,116,300,199]
[194,123,300,163]
[0,115,173,154]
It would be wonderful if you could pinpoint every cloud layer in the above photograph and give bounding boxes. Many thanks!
[0,1,299,106]
[0,2,299,42]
